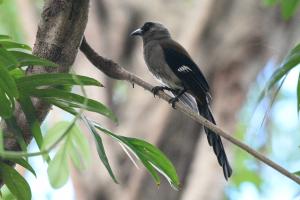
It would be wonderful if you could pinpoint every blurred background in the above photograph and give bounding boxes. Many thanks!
[1,0,300,199]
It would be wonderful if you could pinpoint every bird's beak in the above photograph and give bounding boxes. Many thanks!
[130,28,143,36]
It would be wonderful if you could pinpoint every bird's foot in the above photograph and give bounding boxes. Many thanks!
[151,86,173,97]
[168,97,179,108]
[168,88,187,108]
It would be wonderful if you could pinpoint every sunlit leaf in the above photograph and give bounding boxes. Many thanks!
[16,73,103,89]
[0,185,15,200]
[47,149,69,188]
[45,121,91,188]
[68,124,91,170]
[280,0,300,19]
[7,51,57,70]
[93,122,180,190]
[0,162,31,200]
[44,99,78,116]
[9,68,25,79]
[10,158,36,177]
[0,40,31,51]
[28,88,118,123]
[83,118,118,183]
[42,121,71,150]
[259,43,300,102]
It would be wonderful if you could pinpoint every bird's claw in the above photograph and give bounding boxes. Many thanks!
[168,97,179,108]
[151,86,171,97]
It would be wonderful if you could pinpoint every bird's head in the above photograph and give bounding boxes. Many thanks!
[130,22,171,42]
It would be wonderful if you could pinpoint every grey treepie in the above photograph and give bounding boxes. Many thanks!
[130,22,232,180]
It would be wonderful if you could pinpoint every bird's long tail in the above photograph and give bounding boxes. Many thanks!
[197,101,232,180]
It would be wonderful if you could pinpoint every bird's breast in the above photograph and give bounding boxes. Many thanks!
[143,42,182,89]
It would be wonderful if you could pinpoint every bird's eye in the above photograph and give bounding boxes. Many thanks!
[142,22,154,32]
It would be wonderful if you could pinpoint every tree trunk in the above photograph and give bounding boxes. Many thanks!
[0,0,89,185]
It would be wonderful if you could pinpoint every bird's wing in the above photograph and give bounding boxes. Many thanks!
[160,39,210,100]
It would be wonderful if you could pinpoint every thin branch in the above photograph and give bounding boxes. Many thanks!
[80,36,300,185]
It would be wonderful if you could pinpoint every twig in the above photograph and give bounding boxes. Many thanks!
[80,36,300,185]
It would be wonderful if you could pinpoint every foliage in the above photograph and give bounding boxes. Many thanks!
[0,35,180,199]
[259,43,300,114]
[263,0,300,19]
[91,120,180,189]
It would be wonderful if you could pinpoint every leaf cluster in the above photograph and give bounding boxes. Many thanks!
[0,35,179,199]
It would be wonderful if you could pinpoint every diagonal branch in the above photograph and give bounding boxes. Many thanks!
[80,36,300,185]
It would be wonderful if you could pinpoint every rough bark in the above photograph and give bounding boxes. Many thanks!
[1,0,89,185]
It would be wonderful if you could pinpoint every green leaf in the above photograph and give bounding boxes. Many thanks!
[0,162,31,200]
[297,72,300,113]
[4,117,27,151]
[0,48,18,69]
[28,88,118,123]
[269,53,300,89]
[45,121,91,188]
[10,158,36,177]
[42,121,70,150]
[0,35,10,40]
[0,41,31,51]
[18,94,44,151]
[0,129,3,152]
[93,122,180,190]
[263,0,277,6]
[0,63,19,99]
[294,170,300,176]
[7,51,58,70]
[259,43,300,102]
[0,87,13,118]
[68,124,91,170]
[84,118,118,183]
[16,73,103,89]
[9,68,25,79]
[18,93,50,160]
[47,149,69,188]
[0,185,15,200]
[280,0,300,19]
[44,98,78,115]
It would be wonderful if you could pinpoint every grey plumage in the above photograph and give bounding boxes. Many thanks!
[131,22,232,180]
[144,39,183,90]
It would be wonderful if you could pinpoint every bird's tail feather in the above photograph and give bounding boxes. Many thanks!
[171,91,199,113]
[197,102,232,180]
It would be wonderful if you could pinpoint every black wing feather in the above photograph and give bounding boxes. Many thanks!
[161,44,209,98]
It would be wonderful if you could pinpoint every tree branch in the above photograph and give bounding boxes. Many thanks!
[80,36,300,185]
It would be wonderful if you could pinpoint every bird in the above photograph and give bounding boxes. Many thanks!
[130,22,232,180]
